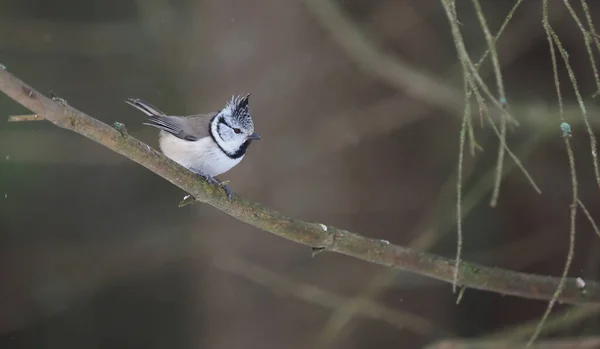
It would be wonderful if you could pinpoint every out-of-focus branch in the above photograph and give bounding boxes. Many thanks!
[424,337,600,349]
[302,0,462,114]
[213,257,444,336]
[1,67,599,305]
[483,305,600,341]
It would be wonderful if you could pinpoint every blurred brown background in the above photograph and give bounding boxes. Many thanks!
[1,0,600,348]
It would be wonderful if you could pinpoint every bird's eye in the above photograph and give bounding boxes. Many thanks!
[233,128,242,134]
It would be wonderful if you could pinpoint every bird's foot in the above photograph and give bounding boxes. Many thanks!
[218,182,233,201]
[210,177,233,201]
[190,169,233,200]
[49,91,68,106]
[193,171,219,185]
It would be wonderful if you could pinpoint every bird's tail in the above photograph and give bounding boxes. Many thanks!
[125,98,166,117]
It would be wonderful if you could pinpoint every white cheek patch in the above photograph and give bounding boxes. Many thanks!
[213,120,246,156]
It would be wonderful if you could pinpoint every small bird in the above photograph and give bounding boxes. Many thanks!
[125,94,260,200]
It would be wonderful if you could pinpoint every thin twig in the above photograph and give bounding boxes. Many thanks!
[471,0,510,207]
[454,77,471,293]
[475,0,527,68]
[579,0,600,64]
[7,114,44,122]
[441,0,542,201]
[563,0,600,96]
[482,110,540,195]
[441,0,517,125]
[547,7,600,193]
[528,4,579,345]
[471,0,508,106]
[466,75,540,201]
[578,199,600,238]
[489,116,508,207]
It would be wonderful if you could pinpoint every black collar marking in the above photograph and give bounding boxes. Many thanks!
[208,115,253,160]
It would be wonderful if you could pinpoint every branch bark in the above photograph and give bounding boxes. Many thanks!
[0,66,598,305]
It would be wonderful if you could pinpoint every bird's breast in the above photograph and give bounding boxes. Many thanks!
[158,133,243,177]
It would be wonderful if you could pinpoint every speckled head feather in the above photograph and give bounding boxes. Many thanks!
[222,93,253,130]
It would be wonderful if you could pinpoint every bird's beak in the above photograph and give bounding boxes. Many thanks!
[247,133,261,140]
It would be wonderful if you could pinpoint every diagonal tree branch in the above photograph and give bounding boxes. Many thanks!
[0,66,598,305]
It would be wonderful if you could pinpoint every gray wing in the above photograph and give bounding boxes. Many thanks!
[125,98,215,141]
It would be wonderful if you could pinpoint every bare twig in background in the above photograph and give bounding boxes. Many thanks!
[454,77,471,293]
[580,0,600,68]
[213,257,445,336]
[527,4,579,345]
[548,3,600,194]
[440,0,542,208]
[474,0,526,68]
[440,0,516,125]
[444,0,507,294]
[1,68,599,305]
[578,200,600,238]
[563,0,600,95]
[425,336,600,349]
[471,0,510,210]
[481,110,539,198]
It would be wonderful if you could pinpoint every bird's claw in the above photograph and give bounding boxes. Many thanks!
[190,169,234,200]
[49,91,68,106]
[198,173,219,185]
[221,184,233,201]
